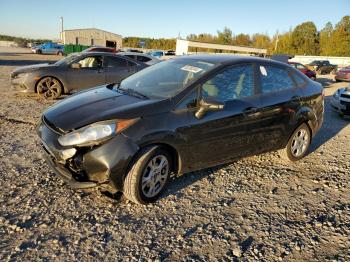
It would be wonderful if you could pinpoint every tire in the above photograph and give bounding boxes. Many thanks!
[36,49,42,54]
[36,77,62,99]
[279,123,311,161]
[57,51,63,56]
[124,146,172,204]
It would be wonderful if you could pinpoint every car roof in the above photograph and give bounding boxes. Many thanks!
[119,52,153,57]
[175,54,288,67]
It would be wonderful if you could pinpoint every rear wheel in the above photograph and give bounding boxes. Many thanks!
[36,77,62,99]
[57,51,63,56]
[124,146,172,204]
[279,123,311,161]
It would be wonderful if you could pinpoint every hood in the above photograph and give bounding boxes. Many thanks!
[12,63,56,75]
[43,86,169,132]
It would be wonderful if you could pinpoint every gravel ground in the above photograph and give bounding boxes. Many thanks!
[0,48,349,261]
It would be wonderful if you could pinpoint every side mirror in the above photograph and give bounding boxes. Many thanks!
[195,97,224,119]
[71,63,81,69]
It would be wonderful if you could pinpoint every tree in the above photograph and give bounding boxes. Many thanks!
[217,27,233,45]
[272,30,294,55]
[331,16,350,56]
[319,22,334,55]
[252,33,271,49]
[291,21,319,55]
[234,33,251,46]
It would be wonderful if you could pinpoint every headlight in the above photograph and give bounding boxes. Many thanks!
[58,119,137,147]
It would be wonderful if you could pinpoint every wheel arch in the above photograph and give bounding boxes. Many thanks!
[293,106,317,138]
[132,142,181,176]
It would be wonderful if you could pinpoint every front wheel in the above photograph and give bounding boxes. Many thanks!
[279,123,311,161]
[36,77,62,99]
[124,146,172,204]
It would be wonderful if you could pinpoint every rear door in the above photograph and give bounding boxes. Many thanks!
[104,56,136,84]
[255,63,304,151]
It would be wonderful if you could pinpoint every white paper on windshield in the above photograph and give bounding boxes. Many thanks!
[181,65,203,73]
[260,65,267,76]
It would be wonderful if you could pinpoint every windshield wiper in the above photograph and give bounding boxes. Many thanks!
[117,86,149,99]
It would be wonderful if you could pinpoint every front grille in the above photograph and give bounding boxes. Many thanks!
[340,93,350,99]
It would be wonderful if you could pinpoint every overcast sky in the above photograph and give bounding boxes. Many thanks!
[0,0,349,39]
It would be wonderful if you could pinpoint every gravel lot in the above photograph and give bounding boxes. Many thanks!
[0,47,349,261]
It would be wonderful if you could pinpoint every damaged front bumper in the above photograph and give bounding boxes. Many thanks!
[37,119,139,191]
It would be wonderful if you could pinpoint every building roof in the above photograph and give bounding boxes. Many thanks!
[63,28,122,38]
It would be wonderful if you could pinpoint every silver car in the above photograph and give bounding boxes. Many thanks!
[11,52,147,99]
[331,85,350,116]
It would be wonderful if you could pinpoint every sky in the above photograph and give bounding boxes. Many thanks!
[0,0,349,40]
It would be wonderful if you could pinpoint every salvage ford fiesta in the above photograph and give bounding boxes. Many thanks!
[37,55,324,204]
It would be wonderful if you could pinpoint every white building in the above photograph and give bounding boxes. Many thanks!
[61,28,122,48]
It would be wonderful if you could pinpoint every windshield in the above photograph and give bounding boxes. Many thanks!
[54,53,80,66]
[117,59,216,99]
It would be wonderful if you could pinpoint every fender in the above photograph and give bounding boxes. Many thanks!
[136,130,187,174]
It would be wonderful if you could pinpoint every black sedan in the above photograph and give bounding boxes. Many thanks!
[37,55,324,204]
[11,52,147,99]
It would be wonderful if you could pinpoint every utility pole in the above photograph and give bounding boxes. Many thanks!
[60,16,64,43]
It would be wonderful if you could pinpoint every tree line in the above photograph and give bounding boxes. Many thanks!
[123,15,350,56]
[2,15,349,56]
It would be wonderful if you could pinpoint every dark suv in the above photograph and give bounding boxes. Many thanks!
[37,55,324,204]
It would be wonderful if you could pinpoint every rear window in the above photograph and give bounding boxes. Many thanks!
[259,65,294,93]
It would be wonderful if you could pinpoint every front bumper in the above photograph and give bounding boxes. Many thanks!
[11,74,36,93]
[330,96,350,115]
[37,120,139,191]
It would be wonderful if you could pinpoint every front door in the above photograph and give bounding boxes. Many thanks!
[67,55,106,90]
[180,63,263,169]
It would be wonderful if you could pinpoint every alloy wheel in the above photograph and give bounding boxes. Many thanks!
[37,77,61,99]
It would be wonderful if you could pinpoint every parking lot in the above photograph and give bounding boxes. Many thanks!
[0,47,349,261]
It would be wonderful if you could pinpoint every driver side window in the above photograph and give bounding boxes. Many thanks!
[201,64,254,103]
[78,56,103,68]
